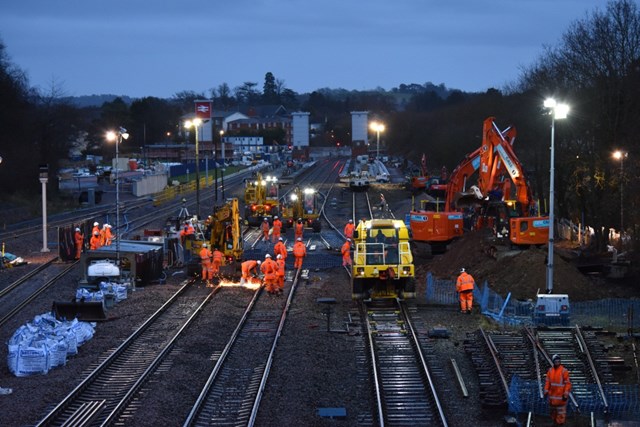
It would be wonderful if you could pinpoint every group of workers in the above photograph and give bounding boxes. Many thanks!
[199,243,224,286]
[261,216,305,243]
[74,221,114,259]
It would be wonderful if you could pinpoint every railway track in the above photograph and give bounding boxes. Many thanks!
[184,267,303,426]
[34,279,243,426]
[361,298,448,426]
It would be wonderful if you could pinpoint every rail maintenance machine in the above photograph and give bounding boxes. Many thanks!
[280,186,322,232]
[351,218,415,300]
[244,172,280,226]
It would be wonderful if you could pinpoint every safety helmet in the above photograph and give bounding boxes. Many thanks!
[202,243,208,248]
[348,219,353,223]
[279,237,283,241]
[264,217,268,221]
[277,254,282,259]
[552,354,561,362]
[346,238,351,242]
[297,237,302,241]
[298,218,302,221]
[265,254,271,258]
[460,267,466,273]
[274,215,278,219]
[257,260,261,265]
[94,222,99,226]
[94,231,99,235]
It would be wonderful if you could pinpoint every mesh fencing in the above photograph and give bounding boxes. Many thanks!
[425,272,640,329]
[508,376,640,420]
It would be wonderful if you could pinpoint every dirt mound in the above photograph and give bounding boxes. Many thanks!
[421,229,622,302]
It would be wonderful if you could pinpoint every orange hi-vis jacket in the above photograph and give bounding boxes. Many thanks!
[90,233,101,250]
[293,241,306,258]
[212,249,223,266]
[276,258,285,277]
[261,258,278,281]
[242,260,259,279]
[456,272,475,293]
[262,220,270,236]
[544,364,572,406]
[274,241,287,260]
[199,247,212,264]
[104,227,113,245]
[344,222,355,239]
[295,222,304,238]
[272,219,282,234]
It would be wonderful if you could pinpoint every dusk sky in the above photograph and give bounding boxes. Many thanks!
[1,1,608,99]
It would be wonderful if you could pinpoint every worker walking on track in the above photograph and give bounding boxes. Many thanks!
[261,254,278,294]
[261,217,270,241]
[544,354,572,426]
[456,267,475,314]
[344,219,355,240]
[241,259,261,285]
[74,227,84,260]
[276,254,286,294]
[274,237,287,261]
[199,243,213,285]
[272,216,282,243]
[293,237,306,269]
[211,246,224,278]
[294,218,304,241]
[341,238,352,268]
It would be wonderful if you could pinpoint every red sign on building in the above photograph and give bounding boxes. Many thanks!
[194,100,212,119]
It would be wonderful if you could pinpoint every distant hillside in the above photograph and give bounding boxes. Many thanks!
[61,94,137,108]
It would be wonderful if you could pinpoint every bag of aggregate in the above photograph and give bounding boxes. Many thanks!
[76,288,104,302]
[8,344,49,377]
[100,281,128,302]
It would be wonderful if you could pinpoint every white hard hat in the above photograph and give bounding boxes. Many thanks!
[94,222,99,226]
[274,215,278,219]
[265,254,271,258]
[264,217,268,221]
[297,237,302,241]
[346,238,351,242]
[278,237,283,241]
[277,254,282,259]
[552,354,561,362]
[348,219,353,222]
[202,243,208,248]
[75,227,80,231]
[257,260,261,265]
[106,224,111,228]
[460,267,466,273]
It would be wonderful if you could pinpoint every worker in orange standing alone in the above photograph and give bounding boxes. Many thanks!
[199,243,213,285]
[294,218,304,241]
[261,217,270,242]
[275,253,286,294]
[104,224,113,246]
[293,237,306,269]
[90,231,101,250]
[456,267,475,314]
[211,246,224,278]
[544,354,572,426]
[341,238,352,268]
[272,215,282,243]
[260,254,278,294]
[274,237,287,261]
[344,219,355,239]
[74,227,84,260]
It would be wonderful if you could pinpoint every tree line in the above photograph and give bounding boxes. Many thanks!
[0,0,638,251]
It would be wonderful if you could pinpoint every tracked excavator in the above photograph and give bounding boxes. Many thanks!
[409,117,549,255]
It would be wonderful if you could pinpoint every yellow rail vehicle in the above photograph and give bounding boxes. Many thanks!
[351,219,415,299]
[244,173,280,226]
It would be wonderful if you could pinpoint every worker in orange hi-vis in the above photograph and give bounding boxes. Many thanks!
[341,238,352,268]
[274,237,287,261]
[92,221,100,237]
[261,217,270,241]
[74,227,84,260]
[104,224,113,246]
[543,354,572,426]
[240,259,261,285]
[90,231,101,250]
[343,219,355,239]
[292,237,306,269]
[180,221,195,244]
[276,253,286,294]
[294,218,304,240]
[211,246,224,277]
[456,267,476,314]
[272,215,283,243]
[260,254,278,294]
[199,243,213,285]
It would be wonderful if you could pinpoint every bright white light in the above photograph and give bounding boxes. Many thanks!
[290,194,298,201]
[303,188,315,195]
[544,98,569,120]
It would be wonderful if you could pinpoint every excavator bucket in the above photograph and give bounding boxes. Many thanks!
[453,185,483,209]
[52,301,107,322]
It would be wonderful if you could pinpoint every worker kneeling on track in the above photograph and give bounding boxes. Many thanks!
[241,259,261,285]
[261,254,278,294]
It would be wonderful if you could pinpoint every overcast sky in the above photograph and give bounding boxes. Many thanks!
[0,0,608,99]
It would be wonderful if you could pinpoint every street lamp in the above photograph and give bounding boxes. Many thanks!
[220,130,225,200]
[612,150,628,234]
[185,118,202,218]
[106,127,129,265]
[543,98,569,293]
[369,121,385,160]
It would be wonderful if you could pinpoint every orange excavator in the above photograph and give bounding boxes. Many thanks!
[409,117,549,255]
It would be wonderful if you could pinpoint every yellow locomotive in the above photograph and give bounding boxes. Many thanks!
[351,218,415,299]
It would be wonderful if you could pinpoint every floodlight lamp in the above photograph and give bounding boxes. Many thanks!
[303,188,315,195]
[106,131,117,141]
[290,194,298,201]
[544,98,557,109]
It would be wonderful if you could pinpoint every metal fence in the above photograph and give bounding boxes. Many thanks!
[508,376,640,421]
[425,272,640,329]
